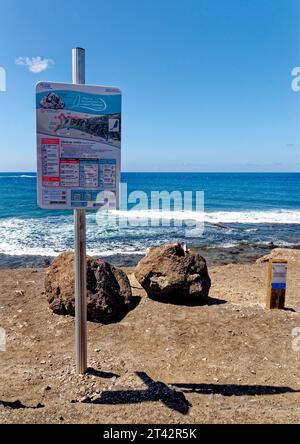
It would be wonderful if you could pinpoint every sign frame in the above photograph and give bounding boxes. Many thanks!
[36,80,121,211]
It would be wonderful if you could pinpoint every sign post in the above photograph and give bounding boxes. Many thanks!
[36,48,121,375]
[72,47,87,374]
[266,259,288,309]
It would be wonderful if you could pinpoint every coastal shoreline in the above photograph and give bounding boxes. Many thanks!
[1,244,299,269]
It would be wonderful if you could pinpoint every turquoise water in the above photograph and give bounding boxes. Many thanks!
[0,172,299,262]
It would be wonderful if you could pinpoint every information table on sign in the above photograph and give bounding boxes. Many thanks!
[36,82,121,210]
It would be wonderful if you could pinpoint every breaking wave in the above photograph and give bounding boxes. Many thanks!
[0,208,299,258]
[0,175,36,179]
[112,209,300,224]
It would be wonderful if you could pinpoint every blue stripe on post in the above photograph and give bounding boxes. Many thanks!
[272,283,286,290]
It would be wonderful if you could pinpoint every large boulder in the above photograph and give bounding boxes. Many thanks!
[135,243,211,302]
[257,248,300,264]
[45,252,133,323]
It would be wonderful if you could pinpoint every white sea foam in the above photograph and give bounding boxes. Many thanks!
[110,209,204,222]
[0,175,36,178]
[0,246,145,257]
[111,209,300,224]
[204,209,300,224]
[0,208,299,257]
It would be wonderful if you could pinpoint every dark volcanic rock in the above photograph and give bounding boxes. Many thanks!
[135,243,211,303]
[45,252,133,323]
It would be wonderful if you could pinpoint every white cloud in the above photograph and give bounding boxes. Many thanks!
[15,56,54,74]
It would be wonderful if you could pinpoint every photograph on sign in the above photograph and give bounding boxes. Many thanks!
[36,82,121,210]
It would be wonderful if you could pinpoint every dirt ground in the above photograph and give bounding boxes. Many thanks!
[0,251,300,424]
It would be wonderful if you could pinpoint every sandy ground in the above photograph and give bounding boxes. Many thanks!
[0,251,300,424]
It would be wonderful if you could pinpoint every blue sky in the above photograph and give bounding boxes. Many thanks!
[0,0,299,172]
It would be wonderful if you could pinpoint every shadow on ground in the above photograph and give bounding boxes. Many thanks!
[85,367,119,379]
[147,294,227,307]
[93,295,142,324]
[80,371,299,415]
[0,400,44,410]
[81,371,191,414]
[171,383,300,397]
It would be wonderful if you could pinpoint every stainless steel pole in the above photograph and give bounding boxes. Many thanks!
[72,47,87,374]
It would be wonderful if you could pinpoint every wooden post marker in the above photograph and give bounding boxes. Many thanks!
[266,259,288,309]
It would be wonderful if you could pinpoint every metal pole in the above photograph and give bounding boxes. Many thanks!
[72,47,87,374]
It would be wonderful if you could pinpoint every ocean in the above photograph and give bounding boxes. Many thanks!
[0,172,299,267]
